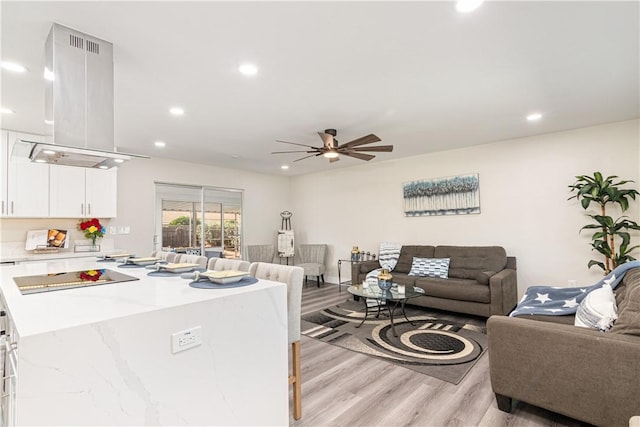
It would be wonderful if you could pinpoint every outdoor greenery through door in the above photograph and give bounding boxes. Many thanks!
[155,183,243,259]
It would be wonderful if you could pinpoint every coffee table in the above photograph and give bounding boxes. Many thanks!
[347,283,425,337]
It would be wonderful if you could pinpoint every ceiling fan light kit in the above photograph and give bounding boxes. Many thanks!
[273,128,393,164]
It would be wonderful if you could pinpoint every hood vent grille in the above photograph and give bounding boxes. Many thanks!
[86,40,100,55]
[69,33,83,49]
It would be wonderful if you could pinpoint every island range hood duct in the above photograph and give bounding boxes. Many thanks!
[14,23,148,169]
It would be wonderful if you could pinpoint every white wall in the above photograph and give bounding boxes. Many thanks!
[111,157,291,257]
[290,120,640,296]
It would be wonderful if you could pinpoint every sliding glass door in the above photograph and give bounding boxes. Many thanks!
[155,183,243,259]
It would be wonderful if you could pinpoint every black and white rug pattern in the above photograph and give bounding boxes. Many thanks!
[302,300,487,384]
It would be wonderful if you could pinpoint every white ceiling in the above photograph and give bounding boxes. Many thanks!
[1,1,638,176]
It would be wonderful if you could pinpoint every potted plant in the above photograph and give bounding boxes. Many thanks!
[568,172,640,273]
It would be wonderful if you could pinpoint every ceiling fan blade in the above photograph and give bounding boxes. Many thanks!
[339,134,381,149]
[293,153,322,162]
[329,156,340,163]
[276,140,318,149]
[271,150,318,154]
[317,132,334,148]
[350,145,394,152]
[341,151,375,161]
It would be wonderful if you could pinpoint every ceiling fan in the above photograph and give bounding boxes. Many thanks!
[272,129,393,163]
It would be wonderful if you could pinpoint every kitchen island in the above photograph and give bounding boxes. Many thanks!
[0,259,289,426]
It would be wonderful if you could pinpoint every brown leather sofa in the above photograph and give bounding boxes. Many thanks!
[487,267,640,427]
[351,245,518,317]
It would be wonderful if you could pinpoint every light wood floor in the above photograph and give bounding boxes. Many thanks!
[289,283,590,427]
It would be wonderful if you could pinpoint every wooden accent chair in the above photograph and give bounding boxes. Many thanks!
[248,262,304,420]
[247,244,275,263]
[207,258,250,272]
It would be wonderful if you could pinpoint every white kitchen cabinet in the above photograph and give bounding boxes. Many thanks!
[49,165,117,218]
[1,130,49,217]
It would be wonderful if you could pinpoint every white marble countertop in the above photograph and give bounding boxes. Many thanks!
[0,258,284,339]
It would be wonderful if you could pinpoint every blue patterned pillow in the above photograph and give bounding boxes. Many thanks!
[408,257,450,278]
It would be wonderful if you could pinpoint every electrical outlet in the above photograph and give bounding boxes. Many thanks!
[123,226,130,234]
[109,226,117,235]
[171,326,202,353]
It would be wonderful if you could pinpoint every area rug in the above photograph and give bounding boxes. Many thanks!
[301,299,487,385]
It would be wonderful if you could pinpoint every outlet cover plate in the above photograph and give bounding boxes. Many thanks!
[171,326,202,353]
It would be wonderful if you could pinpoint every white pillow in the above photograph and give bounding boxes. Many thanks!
[574,284,618,331]
[408,257,450,278]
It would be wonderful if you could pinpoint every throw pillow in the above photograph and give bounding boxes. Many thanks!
[609,283,640,336]
[378,242,402,271]
[574,284,618,331]
[408,257,450,279]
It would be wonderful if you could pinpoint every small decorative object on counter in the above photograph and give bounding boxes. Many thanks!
[378,268,393,291]
[78,218,106,251]
[351,246,361,262]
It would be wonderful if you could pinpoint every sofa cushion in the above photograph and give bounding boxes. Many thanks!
[414,277,491,303]
[574,284,618,331]
[610,268,640,336]
[477,270,497,285]
[395,246,436,274]
[434,246,507,280]
[408,257,450,278]
[390,273,416,286]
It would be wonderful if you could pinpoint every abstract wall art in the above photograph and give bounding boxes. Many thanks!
[403,173,480,216]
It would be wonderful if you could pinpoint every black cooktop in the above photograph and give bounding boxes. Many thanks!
[13,269,139,295]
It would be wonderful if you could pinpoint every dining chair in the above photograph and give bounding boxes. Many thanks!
[176,254,208,269]
[248,262,304,420]
[295,244,327,287]
[247,244,275,263]
[152,250,180,263]
[207,258,250,272]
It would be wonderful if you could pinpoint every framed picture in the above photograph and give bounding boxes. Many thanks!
[403,173,480,216]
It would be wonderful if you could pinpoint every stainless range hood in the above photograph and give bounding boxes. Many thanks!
[14,23,147,169]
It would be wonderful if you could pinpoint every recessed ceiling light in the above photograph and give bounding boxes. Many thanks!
[527,112,543,121]
[281,165,289,170]
[1,61,27,73]
[239,63,258,76]
[98,165,109,170]
[43,150,56,155]
[154,141,166,148]
[35,159,47,163]
[114,158,125,163]
[44,119,54,125]
[1,107,15,114]
[456,0,484,13]
[169,107,184,116]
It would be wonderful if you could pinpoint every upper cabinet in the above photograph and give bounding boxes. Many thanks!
[1,131,50,217]
[49,165,117,218]
[1,129,118,219]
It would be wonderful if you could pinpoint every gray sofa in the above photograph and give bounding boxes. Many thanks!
[351,245,518,317]
[487,267,640,427]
